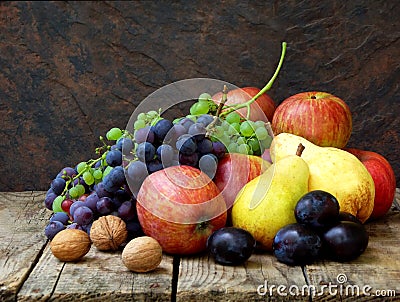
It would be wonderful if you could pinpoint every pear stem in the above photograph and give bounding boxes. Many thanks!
[296,143,305,157]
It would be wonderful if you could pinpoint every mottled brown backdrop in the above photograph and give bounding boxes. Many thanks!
[0,1,399,191]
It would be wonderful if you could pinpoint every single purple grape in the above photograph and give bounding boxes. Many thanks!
[45,221,65,240]
[73,206,94,226]
[118,200,136,222]
[50,212,70,225]
[84,192,99,213]
[96,197,114,215]
[69,200,85,217]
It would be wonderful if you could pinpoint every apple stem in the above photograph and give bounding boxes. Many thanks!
[219,41,287,118]
[296,143,305,157]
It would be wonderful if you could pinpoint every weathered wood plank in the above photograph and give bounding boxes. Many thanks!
[176,252,308,301]
[0,191,174,301]
[305,190,400,301]
[18,244,174,301]
[176,190,400,301]
[11,193,175,302]
[1,191,399,301]
[0,191,49,302]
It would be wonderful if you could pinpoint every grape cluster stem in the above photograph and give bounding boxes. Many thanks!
[220,42,287,120]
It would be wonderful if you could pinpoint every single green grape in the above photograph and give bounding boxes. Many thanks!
[93,169,103,180]
[190,101,209,115]
[137,112,147,120]
[227,142,238,153]
[226,112,241,124]
[255,127,269,140]
[76,162,87,174]
[69,186,79,199]
[227,122,240,135]
[254,120,265,128]
[236,136,246,145]
[238,144,250,154]
[106,127,123,141]
[134,119,146,130]
[240,121,255,137]
[212,125,225,138]
[75,184,86,196]
[83,171,94,185]
[190,103,199,115]
[52,195,65,213]
[198,92,212,102]
[147,110,158,117]
[198,100,210,114]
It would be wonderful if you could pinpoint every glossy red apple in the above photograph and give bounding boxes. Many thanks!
[345,148,396,220]
[214,153,271,218]
[212,87,276,122]
[136,165,227,255]
[272,91,352,148]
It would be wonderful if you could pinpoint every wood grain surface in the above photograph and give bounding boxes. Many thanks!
[0,191,399,301]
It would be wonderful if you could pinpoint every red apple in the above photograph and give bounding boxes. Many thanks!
[214,153,270,216]
[212,87,276,122]
[345,148,396,220]
[272,91,352,148]
[136,165,227,255]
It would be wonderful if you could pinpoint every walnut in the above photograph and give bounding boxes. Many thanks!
[122,236,163,273]
[90,215,128,251]
[50,229,91,262]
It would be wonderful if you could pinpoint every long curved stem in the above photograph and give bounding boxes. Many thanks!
[220,41,287,117]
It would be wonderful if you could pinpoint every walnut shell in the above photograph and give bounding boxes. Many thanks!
[50,229,91,262]
[122,236,163,273]
[90,215,128,251]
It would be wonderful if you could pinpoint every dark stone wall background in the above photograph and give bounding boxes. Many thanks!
[0,1,399,191]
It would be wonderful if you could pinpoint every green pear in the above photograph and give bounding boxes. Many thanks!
[270,133,375,223]
[231,150,310,251]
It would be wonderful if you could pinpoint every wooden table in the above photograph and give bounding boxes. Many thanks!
[1,190,399,301]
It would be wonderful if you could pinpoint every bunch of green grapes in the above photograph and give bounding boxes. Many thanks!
[186,94,273,156]
[133,110,163,130]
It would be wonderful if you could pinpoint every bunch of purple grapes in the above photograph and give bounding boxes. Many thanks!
[44,131,144,242]
[43,109,229,242]
[124,113,227,192]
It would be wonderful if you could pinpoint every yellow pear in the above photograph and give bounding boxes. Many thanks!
[270,133,375,223]
[231,149,310,251]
